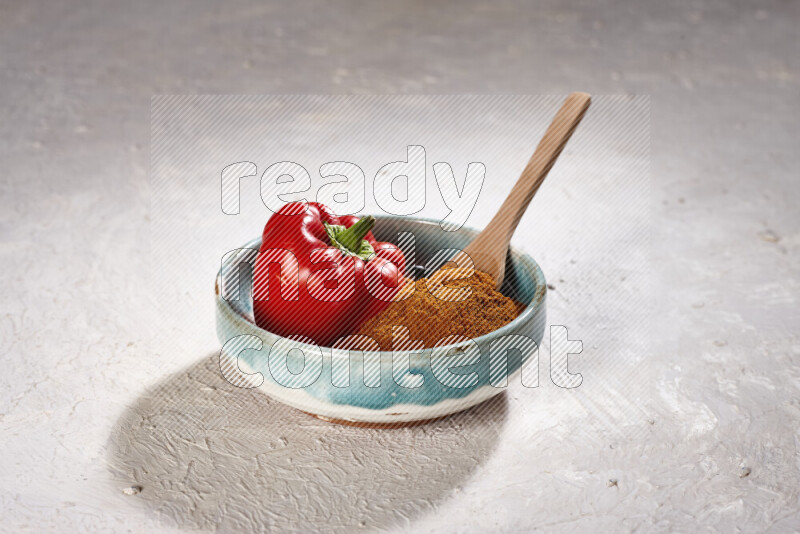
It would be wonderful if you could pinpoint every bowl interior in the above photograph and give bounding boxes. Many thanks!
[219,216,546,350]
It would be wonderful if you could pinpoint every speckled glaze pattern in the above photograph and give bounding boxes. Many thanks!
[216,217,547,423]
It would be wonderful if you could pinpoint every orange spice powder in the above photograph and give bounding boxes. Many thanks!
[356,269,521,350]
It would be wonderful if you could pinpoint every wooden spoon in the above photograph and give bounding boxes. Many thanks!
[452,92,592,289]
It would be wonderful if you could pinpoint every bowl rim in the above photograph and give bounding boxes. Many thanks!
[215,215,547,359]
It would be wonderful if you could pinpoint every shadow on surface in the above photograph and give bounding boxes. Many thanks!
[107,353,508,533]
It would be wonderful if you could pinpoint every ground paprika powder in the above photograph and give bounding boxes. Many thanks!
[356,269,521,350]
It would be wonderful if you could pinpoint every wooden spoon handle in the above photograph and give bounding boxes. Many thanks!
[463,92,592,262]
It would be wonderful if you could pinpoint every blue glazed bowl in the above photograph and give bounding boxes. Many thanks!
[215,216,546,425]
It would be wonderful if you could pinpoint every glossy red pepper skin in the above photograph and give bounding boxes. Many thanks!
[339,215,408,334]
[253,202,405,347]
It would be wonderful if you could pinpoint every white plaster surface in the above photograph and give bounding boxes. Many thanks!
[1,1,799,532]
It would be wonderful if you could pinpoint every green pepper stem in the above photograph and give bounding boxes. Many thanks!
[336,215,375,253]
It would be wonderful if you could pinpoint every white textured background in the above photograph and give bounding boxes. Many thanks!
[1,1,798,533]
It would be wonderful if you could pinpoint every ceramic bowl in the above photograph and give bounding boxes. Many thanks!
[215,216,546,426]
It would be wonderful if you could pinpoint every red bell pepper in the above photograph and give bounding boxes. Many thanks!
[253,202,406,347]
